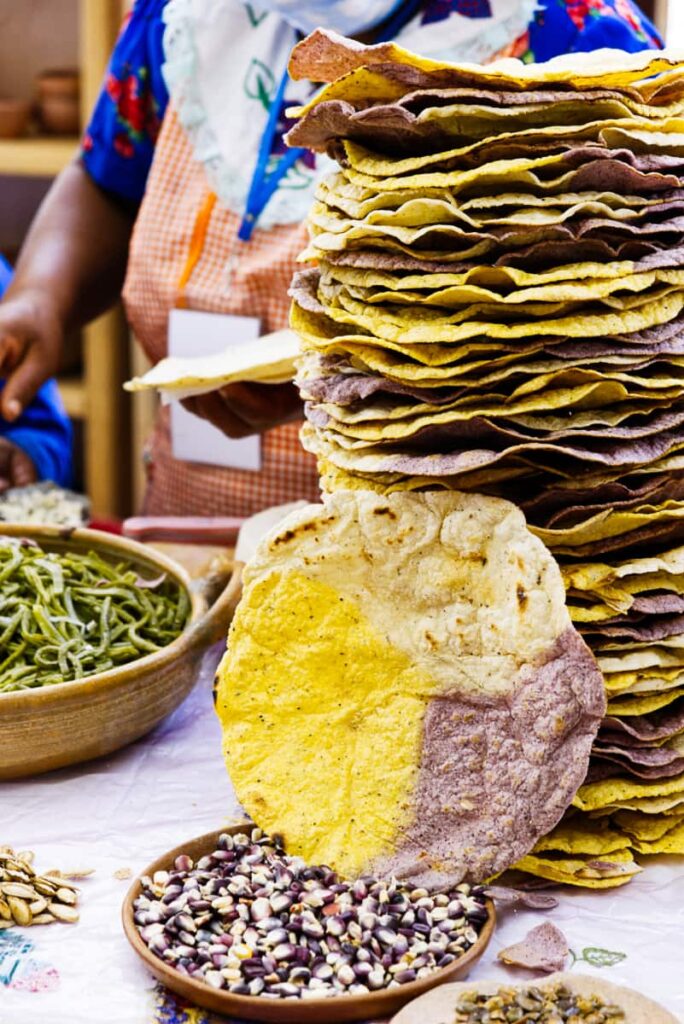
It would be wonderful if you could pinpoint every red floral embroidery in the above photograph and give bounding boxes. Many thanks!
[118,74,146,134]
[614,0,649,40]
[105,72,122,103]
[104,65,160,150]
[81,132,93,153]
[113,131,135,158]
[565,0,607,33]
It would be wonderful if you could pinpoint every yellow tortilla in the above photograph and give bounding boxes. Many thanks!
[514,849,641,888]
[124,328,299,397]
[574,775,684,812]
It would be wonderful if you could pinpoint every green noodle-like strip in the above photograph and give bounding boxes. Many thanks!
[0,539,190,692]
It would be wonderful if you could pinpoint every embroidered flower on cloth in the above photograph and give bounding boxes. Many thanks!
[422,0,493,22]
[105,65,161,155]
[0,931,60,993]
[153,983,229,1024]
[565,0,611,31]
[614,0,654,42]
[564,0,658,43]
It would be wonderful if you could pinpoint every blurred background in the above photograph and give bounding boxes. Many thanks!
[0,0,677,521]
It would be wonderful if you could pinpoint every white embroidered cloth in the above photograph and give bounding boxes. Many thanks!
[162,0,538,229]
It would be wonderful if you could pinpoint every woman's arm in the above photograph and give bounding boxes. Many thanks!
[0,161,135,421]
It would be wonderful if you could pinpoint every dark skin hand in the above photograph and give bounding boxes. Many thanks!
[0,439,37,492]
[0,161,135,421]
[0,160,303,438]
[182,381,303,438]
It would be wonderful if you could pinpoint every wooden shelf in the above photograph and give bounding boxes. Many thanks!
[0,137,78,177]
[58,375,86,420]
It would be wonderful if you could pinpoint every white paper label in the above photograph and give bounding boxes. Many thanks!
[168,308,262,471]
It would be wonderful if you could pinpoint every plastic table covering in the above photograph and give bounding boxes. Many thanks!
[3,509,684,1024]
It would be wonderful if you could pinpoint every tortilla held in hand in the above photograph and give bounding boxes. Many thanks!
[123,328,298,400]
[390,973,678,1024]
[216,490,605,887]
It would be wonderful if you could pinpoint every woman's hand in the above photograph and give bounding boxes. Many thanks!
[0,438,37,492]
[182,381,303,439]
[0,161,137,422]
[0,289,63,421]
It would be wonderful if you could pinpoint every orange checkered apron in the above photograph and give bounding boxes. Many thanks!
[123,106,320,517]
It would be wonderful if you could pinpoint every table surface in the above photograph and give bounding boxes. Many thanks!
[3,648,684,1024]
[3,511,684,1024]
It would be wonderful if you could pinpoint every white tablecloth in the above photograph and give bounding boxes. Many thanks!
[3,653,684,1023]
[3,502,684,1022]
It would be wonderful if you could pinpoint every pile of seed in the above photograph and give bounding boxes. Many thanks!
[0,484,88,527]
[453,984,626,1023]
[0,846,85,928]
[134,828,489,999]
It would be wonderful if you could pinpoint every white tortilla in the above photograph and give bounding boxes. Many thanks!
[123,328,299,400]
[390,972,679,1024]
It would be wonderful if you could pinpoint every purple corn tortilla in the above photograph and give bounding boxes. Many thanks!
[589,756,684,781]
[630,594,684,615]
[534,478,684,531]
[305,413,684,475]
[498,922,569,974]
[324,236,664,270]
[601,699,684,742]
[583,613,684,644]
[521,474,684,524]
[594,742,684,767]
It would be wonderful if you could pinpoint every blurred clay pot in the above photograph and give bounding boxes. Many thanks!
[37,69,80,134]
[0,99,31,139]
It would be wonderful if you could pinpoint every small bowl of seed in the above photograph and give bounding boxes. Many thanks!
[122,824,495,1023]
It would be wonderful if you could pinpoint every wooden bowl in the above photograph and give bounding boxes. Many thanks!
[0,99,30,138]
[0,526,242,778]
[122,826,496,1023]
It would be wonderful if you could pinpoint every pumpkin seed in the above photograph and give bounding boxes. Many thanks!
[1,883,37,899]
[0,846,84,931]
[56,887,77,905]
[7,897,31,925]
[48,903,79,924]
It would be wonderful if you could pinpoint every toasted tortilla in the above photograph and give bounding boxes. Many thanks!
[216,490,604,887]
[124,329,299,398]
[390,972,678,1024]
[498,922,569,973]
[288,30,684,106]
[514,849,641,888]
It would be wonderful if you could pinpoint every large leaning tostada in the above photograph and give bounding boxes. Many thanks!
[216,490,604,887]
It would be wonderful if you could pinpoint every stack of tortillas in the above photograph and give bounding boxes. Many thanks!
[284,32,684,887]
